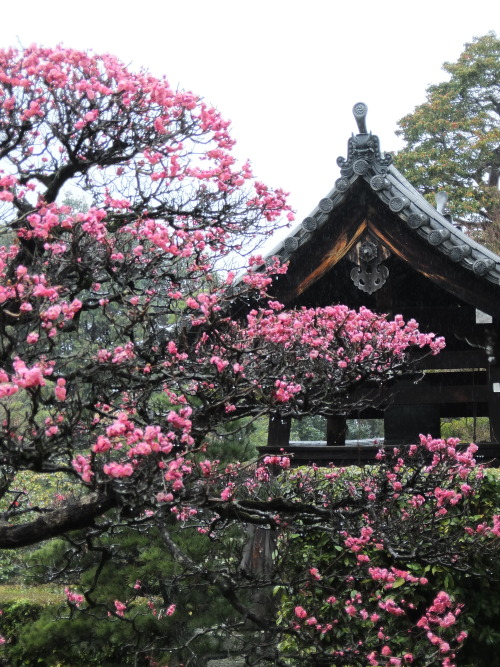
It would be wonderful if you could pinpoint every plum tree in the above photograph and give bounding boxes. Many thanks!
[0,44,443,549]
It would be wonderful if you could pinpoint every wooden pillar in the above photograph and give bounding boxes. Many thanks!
[267,414,291,448]
[326,415,347,446]
[488,362,500,443]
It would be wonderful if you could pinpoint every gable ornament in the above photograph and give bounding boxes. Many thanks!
[350,239,389,294]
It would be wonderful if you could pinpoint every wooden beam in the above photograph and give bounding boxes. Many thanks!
[343,404,489,419]
[258,443,500,468]
[296,220,367,296]
[414,350,487,370]
[349,384,489,406]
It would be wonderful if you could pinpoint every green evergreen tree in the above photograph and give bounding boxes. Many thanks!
[394,33,500,229]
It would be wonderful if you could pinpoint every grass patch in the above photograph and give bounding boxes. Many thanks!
[0,584,64,605]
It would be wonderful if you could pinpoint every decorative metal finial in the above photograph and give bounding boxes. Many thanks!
[337,103,392,177]
[435,192,448,215]
[353,102,368,134]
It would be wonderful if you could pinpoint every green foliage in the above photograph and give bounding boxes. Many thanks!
[273,463,500,665]
[0,417,261,665]
[346,418,383,441]
[209,416,263,462]
[2,456,500,665]
[290,415,326,441]
[395,32,500,227]
[0,524,243,666]
[0,471,77,515]
[0,598,64,666]
[441,416,490,443]
[0,550,29,586]
[0,471,77,585]
[289,417,384,442]
[443,469,500,666]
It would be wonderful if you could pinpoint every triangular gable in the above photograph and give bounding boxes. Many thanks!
[266,103,500,318]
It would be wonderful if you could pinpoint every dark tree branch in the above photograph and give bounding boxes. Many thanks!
[0,491,117,549]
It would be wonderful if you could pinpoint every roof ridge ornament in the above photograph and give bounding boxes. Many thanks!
[435,191,455,223]
[353,101,368,134]
[337,102,393,177]
[435,191,448,214]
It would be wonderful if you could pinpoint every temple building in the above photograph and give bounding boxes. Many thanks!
[259,103,500,466]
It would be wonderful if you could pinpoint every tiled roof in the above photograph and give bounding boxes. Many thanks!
[266,103,500,286]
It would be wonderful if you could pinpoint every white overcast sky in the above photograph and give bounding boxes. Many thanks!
[0,0,498,241]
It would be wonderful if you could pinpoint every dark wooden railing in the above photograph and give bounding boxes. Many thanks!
[258,442,500,468]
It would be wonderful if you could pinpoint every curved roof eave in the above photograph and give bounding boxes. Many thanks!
[266,103,500,287]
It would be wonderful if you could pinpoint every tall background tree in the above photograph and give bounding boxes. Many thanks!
[394,32,500,234]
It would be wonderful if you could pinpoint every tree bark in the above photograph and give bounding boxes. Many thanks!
[0,491,117,549]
